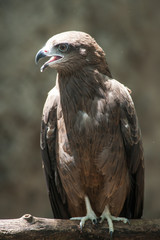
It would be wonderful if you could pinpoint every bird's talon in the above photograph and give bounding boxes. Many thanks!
[121,218,130,224]
[92,218,97,225]
[80,221,84,230]
[126,219,130,225]
[109,231,113,240]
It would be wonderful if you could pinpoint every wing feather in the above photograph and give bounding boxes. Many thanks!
[40,87,70,219]
[119,83,144,218]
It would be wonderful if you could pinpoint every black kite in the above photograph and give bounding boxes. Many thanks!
[35,31,144,237]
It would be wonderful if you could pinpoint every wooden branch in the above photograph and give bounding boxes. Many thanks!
[0,214,160,240]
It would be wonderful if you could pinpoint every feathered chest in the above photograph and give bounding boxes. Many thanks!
[57,92,120,159]
[56,73,121,162]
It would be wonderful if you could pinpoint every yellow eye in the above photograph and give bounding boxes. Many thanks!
[58,43,69,52]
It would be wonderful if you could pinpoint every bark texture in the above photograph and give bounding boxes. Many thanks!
[0,215,160,240]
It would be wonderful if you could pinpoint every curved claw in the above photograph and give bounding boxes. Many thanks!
[126,219,130,225]
[80,220,84,230]
[110,231,113,240]
[92,218,98,225]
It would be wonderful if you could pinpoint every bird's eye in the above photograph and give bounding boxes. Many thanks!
[58,43,69,53]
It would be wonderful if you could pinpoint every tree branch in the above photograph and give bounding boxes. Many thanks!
[0,214,160,240]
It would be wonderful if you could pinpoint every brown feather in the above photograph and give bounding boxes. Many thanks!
[39,31,144,219]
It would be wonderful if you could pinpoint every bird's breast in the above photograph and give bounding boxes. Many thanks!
[57,107,114,173]
[74,111,93,134]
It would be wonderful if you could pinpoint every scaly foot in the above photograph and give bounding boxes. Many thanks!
[70,196,97,229]
[99,205,130,238]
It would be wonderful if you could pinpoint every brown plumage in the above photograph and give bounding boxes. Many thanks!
[36,31,144,229]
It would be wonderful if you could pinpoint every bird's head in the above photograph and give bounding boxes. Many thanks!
[35,31,110,75]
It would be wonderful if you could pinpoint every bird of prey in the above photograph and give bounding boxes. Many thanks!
[35,31,144,237]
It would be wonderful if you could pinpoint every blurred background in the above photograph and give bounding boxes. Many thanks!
[0,0,160,219]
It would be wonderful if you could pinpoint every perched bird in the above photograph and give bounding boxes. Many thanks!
[35,31,144,237]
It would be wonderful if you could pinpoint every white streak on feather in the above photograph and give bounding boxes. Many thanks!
[124,123,129,129]
[75,111,92,132]
[80,111,90,123]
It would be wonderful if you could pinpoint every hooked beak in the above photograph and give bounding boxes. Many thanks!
[35,48,63,72]
[35,49,47,64]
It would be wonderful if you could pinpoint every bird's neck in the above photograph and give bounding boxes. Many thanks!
[57,67,107,121]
